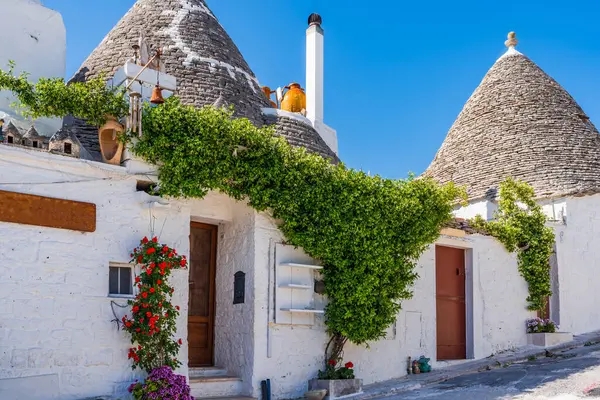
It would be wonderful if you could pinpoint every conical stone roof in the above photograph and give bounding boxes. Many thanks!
[72,0,270,124]
[70,0,336,161]
[425,44,600,200]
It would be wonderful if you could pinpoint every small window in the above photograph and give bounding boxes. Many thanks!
[109,265,133,296]
[7,136,13,144]
[32,140,38,148]
[21,139,26,145]
[64,142,72,154]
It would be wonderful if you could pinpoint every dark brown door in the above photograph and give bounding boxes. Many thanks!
[188,222,217,367]
[436,246,466,360]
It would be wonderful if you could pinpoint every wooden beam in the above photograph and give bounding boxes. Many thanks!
[0,190,96,232]
[440,227,466,238]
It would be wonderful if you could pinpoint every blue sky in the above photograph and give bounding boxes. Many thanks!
[45,0,600,179]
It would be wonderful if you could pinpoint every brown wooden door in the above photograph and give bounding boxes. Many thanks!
[436,246,466,360]
[188,222,217,367]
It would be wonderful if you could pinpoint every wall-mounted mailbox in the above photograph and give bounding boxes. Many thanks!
[234,271,245,304]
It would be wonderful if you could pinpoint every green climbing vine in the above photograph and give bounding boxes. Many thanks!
[471,178,555,314]
[0,61,128,126]
[0,66,465,362]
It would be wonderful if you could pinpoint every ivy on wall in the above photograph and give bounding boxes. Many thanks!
[133,99,464,358]
[0,61,128,126]
[472,178,555,314]
[0,67,464,362]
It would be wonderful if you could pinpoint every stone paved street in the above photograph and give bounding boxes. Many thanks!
[377,344,600,399]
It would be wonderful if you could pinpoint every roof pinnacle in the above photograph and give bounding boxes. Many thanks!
[505,31,518,48]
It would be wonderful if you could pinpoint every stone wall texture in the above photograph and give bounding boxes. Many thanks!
[425,51,600,201]
[68,0,336,163]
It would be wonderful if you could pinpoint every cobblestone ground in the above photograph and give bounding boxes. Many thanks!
[379,344,600,399]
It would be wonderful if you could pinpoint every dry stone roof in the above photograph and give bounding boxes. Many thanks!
[70,0,335,161]
[424,47,600,200]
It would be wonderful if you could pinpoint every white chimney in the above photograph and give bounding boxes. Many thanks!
[306,13,324,124]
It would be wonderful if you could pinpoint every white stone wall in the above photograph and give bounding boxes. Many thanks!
[0,0,66,136]
[0,146,253,399]
[250,215,532,399]
[553,194,600,335]
[214,203,256,395]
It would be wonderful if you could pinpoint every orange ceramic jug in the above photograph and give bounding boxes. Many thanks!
[280,83,306,113]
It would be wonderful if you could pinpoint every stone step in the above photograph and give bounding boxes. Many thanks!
[195,397,256,400]
[189,367,229,378]
[189,375,244,398]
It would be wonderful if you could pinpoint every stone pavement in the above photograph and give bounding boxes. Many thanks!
[359,331,600,400]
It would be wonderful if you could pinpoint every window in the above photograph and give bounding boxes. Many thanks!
[109,264,133,296]
[32,140,38,148]
[64,142,72,154]
[7,136,13,144]
[21,139,26,145]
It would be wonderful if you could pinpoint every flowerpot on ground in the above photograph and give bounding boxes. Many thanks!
[308,379,362,399]
[527,332,573,347]
[526,318,572,347]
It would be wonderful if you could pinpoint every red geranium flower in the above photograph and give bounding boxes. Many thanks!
[146,312,152,317]
[157,280,162,285]
[132,306,140,313]
[141,292,148,299]
[162,246,169,254]
[345,362,354,369]
[328,359,337,366]
[175,305,180,311]
[150,288,155,293]
[146,247,156,255]
[137,256,143,263]
[180,259,186,267]
[135,276,141,283]
[152,237,158,243]
[178,339,183,345]
[142,237,149,244]
[160,271,165,276]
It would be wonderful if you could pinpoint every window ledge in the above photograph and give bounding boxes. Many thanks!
[108,294,135,300]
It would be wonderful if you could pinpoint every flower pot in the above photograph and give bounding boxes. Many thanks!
[527,332,573,347]
[308,379,362,400]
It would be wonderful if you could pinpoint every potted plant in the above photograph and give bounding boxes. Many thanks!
[128,366,194,399]
[526,318,573,347]
[308,360,362,399]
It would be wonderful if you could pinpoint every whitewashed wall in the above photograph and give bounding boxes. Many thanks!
[553,194,600,335]
[214,203,256,394]
[0,0,66,136]
[250,215,532,399]
[0,146,254,399]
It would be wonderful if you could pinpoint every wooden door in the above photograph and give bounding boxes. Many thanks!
[435,246,466,360]
[188,222,217,367]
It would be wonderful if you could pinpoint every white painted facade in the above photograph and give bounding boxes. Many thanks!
[455,194,600,337]
[0,0,66,136]
[0,145,540,400]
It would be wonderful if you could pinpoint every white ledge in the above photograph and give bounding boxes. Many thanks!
[262,108,314,128]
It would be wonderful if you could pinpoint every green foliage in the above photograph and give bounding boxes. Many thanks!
[0,65,464,354]
[0,61,128,126]
[318,360,356,380]
[471,178,555,312]
[132,98,464,345]
[122,237,188,372]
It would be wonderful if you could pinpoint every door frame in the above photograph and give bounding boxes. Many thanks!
[434,239,474,360]
[188,221,218,367]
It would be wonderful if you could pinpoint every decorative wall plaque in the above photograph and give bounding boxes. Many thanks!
[0,190,96,232]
